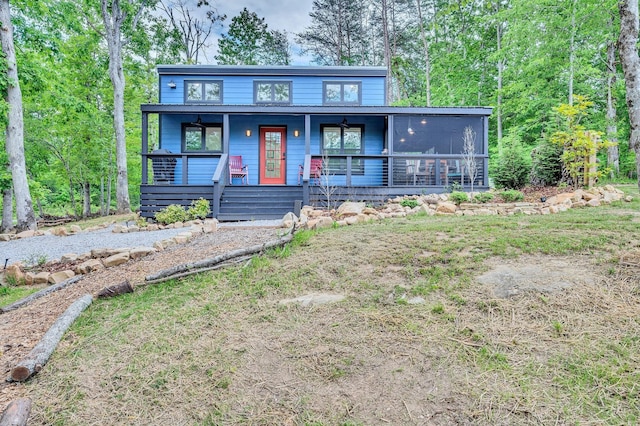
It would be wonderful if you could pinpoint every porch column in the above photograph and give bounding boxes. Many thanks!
[141,112,149,184]
[223,114,230,153]
[304,114,311,155]
[483,115,489,186]
[387,115,394,186]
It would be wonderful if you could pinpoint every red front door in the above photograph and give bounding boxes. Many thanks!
[259,127,287,184]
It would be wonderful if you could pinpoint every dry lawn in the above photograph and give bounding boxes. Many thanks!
[16,197,640,425]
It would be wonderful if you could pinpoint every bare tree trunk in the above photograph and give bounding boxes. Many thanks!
[496,3,504,155]
[618,0,640,191]
[82,182,91,218]
[0,398,31,426]
[606,17,620,177]
[568,0,577,105]
[415,0,431,106]
[100,176,105,216]
[1,186,12,232]
[102,0,131,214]
[0,0,36,231]
[68,178,76,218]
[381,0,393,104]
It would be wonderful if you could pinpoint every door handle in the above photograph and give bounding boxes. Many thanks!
[282,152,286,160]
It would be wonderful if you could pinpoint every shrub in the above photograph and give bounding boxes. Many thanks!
[474,192,494,203]
[492,134,531,189]
[154,204,188,225]
[400,199,419,209]
[449,191,468,204]
[501,189,524,202]
[187,198,211,220]
[530,140,562,186]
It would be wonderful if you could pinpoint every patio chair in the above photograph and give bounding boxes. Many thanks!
[298,158,323,185]
[229,155,248,185]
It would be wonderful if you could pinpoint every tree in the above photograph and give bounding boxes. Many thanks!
[296,0,368,66]
[462,126,478,194]
[100,0,154,214]
[157,0,225,64]
[618,0,640,191]
[0,0,36,231]
[216,8,290,66]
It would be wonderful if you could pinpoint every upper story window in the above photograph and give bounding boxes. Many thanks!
[254,81,292,104]
[323,81,362,105]
[185,80,223,103]
[183,123,222,152]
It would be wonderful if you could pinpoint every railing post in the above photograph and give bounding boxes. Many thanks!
[346,156,352,186]
[302,154,311,206]
[212,153,228,219]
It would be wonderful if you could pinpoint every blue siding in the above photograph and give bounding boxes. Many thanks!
[160,75,386,106]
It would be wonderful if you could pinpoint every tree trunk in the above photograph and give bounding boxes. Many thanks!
[82,181,91,218]
[1,187,12,233]
[0,0,36,232]
[618,0,640,191]
[102,0,131,214]
[607,17,620,177]
[0,398,31,426]
[380,0,393,104]
[415,0,431,106]
[568,0,577,105]
[96,280,133,298]
[496,2,504,155]
[9,294,92,382]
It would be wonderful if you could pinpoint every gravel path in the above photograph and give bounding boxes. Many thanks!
[0,219,283,267]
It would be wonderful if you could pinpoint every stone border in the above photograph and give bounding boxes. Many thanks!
[4,220,220,286]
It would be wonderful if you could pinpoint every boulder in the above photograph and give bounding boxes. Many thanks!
[0,234,12,241]
[24,272,35,285]
[33,272,50,285]
[15,230,35,239]
[5,264,25,284]
[60,253,78,263]
[129,247,157,260]
[48,270,75,284]
[69,225,82,233]
[75,259,104,274]
[436,202,458,214]
[345,216,359,225]
[586,198,601,207]
[203,219,218,233]
[112,224,127,233]
[337,202,366,217]
[91,248,128,258]
[146,224,160,231]
[103,252,130,268]
[51,227,68,236]
[313,216,334,229]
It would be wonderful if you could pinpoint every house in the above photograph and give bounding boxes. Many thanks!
[140,65,492,221]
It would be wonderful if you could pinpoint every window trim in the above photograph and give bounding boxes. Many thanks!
[323,81,362,105]
[184,80,223,104]
[181,123,223,152]
[253,80,292,104]
[320,123,365,175]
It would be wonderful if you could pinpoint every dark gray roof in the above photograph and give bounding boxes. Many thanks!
[141,104,493,116]
[157,65,388,78]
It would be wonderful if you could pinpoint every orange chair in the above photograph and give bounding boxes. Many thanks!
[298,158,323,185]
[229,155,248,185]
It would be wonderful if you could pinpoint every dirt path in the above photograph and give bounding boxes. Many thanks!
[0,226,282,410]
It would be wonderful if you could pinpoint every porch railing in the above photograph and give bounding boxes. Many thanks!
[143,151,223,185]
[211,153,229,218]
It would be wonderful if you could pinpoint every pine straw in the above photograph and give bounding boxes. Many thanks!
[23,222,640,425]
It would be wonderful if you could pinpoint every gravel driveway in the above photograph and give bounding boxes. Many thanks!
[0,219,283,267]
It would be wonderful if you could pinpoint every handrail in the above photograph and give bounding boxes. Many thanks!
[302,154,311,206]
[212,153,229,218]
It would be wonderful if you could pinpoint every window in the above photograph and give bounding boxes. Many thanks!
[323,81,361,105]
[392,115,483,154]
[183,124,222,152]
[254,81,292,104]
[321,124,364,174]
[185,80,222,103]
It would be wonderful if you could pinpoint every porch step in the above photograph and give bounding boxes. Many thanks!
[218,185,303,221]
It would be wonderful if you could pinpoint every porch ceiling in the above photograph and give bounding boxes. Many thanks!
[140,104,493,117]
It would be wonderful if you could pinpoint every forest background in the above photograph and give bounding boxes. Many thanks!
[0,0,637,230]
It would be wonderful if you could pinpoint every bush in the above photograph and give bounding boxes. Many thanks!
[501,189,524,202]
[492,135,530,189]
[400,199,419,209]
[474,192,494,203]
[530,140,562,186]
[187,198,211,220]
[449,191,469,204]
[154,204,188,225]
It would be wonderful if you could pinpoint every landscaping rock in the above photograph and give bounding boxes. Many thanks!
[436,202,457,214]
[0,234,12,241]
[69,225,82,233]
[33,272,50,285]
[5,264,25,284]
[48,270,75,284]
[279,293,346,307]
[60,253,78,263]
[75,259,104,274]
[129,247,156,260]
[16,230,36,239]
[337,201,366,217]
[91,248,128,258]
[103,252,130,268]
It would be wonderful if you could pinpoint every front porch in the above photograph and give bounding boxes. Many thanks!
[140,152,487,220]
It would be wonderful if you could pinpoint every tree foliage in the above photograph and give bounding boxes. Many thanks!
[216,8,290,66]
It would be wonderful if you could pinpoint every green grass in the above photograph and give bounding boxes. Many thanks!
[25,187,640,425]
[0,285,41,308]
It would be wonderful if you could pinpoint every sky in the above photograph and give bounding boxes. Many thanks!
[206,0,315,65]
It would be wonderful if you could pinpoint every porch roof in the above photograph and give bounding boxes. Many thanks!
[140,104,493,116]
[157,65,388,77]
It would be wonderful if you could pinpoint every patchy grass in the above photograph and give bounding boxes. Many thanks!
[27,189,640,425]
[0,284,42,308]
